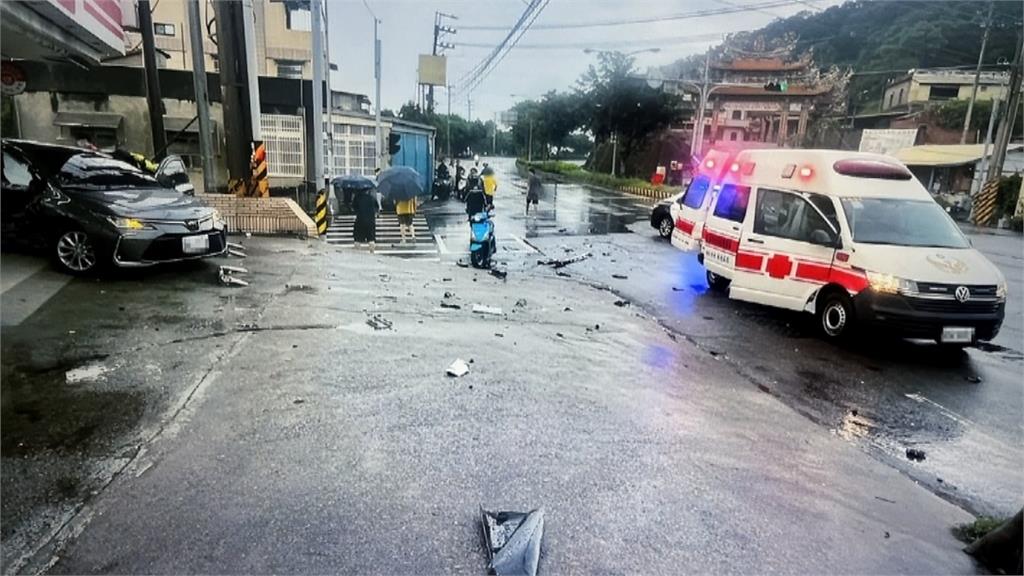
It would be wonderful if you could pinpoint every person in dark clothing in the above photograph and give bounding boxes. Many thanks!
[526,168,543,216]
[464,168,482,200]
[352,188,380,253]
[465,179,488,217]
[436,160,451,180]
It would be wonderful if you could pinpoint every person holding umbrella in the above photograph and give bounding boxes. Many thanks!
[376,165,424,246]
[346,176,380,253]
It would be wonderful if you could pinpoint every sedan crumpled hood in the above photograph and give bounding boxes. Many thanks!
[70,187,214,221]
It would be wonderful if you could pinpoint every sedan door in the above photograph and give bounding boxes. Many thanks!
[729,187,840,310]
[1,148,46,244]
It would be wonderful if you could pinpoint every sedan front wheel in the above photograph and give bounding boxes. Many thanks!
[55,230,101,275]
[658,216,674,239]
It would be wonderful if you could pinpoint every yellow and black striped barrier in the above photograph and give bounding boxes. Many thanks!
[315,190,328,235]
[972,179,1000,227]
[251,141,269,198]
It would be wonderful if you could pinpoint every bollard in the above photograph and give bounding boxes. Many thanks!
[315,190,328,235]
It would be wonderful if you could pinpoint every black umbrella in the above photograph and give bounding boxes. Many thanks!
[376,166,423,202]
[334,174,376,191]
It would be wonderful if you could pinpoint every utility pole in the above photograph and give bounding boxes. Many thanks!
[962,1,995,144]
[976,97,1000,194]
[446,85,452,157]
[186,0,214,192]
[690,51,711,159]
[311,0,326,195]
[213,0,257,186]
[527,117,533,162]
[324,0,334,176]
[467,98,472,122]
[492,112,497,155]
[429,12,457,114]
[988,33,1023,181]
[374,17,382,170]
[138,0,167,159]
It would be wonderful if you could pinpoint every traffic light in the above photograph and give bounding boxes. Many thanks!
[388,132,401,155]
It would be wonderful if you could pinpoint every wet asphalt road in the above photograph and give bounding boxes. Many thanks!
[0,156,1019,572]
[428,157,1023,519]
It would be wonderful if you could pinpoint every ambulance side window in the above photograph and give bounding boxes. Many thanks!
[712,184,751,222]
[807,193,841,234]
[681,176,710,209]
[754,188,835,244]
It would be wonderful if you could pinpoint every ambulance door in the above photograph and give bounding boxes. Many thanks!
[701,182,752,280]
[730,188,841,310]
[671,174,713,252]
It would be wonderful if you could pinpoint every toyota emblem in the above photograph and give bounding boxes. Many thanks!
[185,219,198,231]
[954,286,971,303]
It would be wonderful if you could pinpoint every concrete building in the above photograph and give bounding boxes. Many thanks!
[882,69,1010,112]
[116,0,313,79]
[894,143,1024,211]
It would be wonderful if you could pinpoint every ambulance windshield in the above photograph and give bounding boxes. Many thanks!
[841,198,970,249]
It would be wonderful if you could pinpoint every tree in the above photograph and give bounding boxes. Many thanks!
[576,51,684,175]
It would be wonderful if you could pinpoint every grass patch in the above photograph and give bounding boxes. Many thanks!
[952,516,1008,544]
[519,159,673,193]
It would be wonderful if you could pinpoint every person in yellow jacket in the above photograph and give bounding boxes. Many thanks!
[481,164,497,209]
[395,196,417,244]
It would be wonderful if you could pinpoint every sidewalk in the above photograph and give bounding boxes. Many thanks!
[18,239,976,574]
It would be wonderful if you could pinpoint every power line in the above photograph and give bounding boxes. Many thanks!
[454,0,541,88]
[459,0,551,97]
[458,0,804,31]
[456,32,727,51]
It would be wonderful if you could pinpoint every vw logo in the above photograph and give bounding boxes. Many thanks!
[954,286,971,303]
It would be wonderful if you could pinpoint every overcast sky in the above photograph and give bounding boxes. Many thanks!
[327,0,844,122]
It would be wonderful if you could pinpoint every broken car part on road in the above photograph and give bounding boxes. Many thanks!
[481,507,545,576]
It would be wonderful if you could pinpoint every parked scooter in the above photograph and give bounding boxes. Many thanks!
[469,210,496,269]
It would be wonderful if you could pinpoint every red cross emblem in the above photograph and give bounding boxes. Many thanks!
[766,254,792,279]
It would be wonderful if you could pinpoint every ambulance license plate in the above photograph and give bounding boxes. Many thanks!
[182,234,210,254]
[940,327,974,344]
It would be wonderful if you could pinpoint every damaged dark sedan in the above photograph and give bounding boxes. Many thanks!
[1,140,227,275]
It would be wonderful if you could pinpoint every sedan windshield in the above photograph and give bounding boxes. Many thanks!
[841,198,969,249]
[57,153,159,190]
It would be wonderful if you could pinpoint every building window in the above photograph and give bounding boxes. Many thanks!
[286,6,312,31]
[261,114,305,178]
[980,85,988,92]
[153,23,176,36]
[330,122,377,177]
[929,85,959,101]
[729,131,738,141]
[731,110,742,120]
[888,93,895,108]
[59,126,119,150]
[898,88,905,103]
[276,60,304,79]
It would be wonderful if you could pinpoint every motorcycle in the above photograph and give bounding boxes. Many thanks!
[469,210,496,269]
[432,175,453,201]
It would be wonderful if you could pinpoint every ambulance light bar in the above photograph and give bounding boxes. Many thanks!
[833,159,913,180]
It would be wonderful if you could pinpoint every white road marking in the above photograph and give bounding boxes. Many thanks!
[904,393,976,427]
[507,233,538,253]
[433,233,450,254]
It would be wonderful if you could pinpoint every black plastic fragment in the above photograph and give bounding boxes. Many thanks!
[481,507,545,576]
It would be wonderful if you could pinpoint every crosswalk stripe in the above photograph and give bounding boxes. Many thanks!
[326,214,437,259]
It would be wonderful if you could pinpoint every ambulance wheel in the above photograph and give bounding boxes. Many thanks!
[818,290,855,340]
[706,270,730,292]
[658,216,674,239]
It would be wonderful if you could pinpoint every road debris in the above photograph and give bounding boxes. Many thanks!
[965,375,982,384]
[874,496,896,504]
[481,507,545,576]
[440,302,462,310]
[671,286,684,291]
[293,398,305,405]
[613,299,629,307]
[555,271,571,278]
[473,304,503,316]
[563,306,573,312]
[611,274,628,279]
[757,383,771,393]
[495,333,505,338]
[556,332,565,339]
[538,252,591,269]
[446,359,470,377]
[490,268,508,280]
[378,273,391,283]
[906,448,926,462]
[366,315,393,331]
[219,265,249,287]
[457,259,470,268]
[514,299,528,308]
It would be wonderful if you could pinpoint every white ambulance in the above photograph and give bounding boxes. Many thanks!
[695,149,1007,346]
[670,149,732,252]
